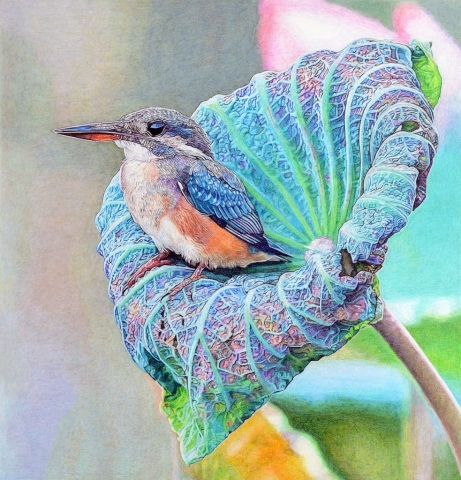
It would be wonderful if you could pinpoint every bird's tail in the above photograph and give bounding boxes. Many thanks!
[253,238,291,262]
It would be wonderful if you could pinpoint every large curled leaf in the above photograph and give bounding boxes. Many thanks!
[95,39,438,464]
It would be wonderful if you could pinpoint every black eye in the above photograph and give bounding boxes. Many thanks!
[147,121,165,136]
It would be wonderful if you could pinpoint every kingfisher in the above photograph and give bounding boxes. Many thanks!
[54,107,288,296]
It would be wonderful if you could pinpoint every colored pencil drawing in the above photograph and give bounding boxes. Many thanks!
[2,1,460,479]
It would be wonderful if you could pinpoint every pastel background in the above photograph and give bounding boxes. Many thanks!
[1,1,459,479]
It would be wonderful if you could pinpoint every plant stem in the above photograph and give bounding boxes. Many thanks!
[373,304,461,471]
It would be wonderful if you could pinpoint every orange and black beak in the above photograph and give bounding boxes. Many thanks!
[53,122,140,142]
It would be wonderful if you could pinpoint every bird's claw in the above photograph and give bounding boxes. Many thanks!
[162,263,206,300]
[122,253,173,295]
[162,274,206,300]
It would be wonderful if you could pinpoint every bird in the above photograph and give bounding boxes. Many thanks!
[54,107,289,296]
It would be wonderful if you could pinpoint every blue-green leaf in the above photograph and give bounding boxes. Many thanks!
[95,39,439,464]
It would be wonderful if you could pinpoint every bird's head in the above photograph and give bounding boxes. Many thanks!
[54,107,213,161]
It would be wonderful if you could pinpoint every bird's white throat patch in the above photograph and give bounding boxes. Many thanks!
[115,140,155,162]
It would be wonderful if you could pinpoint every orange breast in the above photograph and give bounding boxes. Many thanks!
[171,197,270,268]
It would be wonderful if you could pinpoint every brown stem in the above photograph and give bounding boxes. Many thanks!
[373,305,461,471]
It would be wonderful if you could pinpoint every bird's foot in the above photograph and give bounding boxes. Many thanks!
[164,263,206,299]
[124,252,173,293]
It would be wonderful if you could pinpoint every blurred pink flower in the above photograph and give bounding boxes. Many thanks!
[258,0,461,134]
[259,0,395,70]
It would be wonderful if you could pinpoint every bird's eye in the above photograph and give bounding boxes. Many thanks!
[147,122,165,136]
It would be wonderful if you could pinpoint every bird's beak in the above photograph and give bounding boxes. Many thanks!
[53,122,134,142]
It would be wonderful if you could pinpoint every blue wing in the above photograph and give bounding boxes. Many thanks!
[180,159,287,257]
